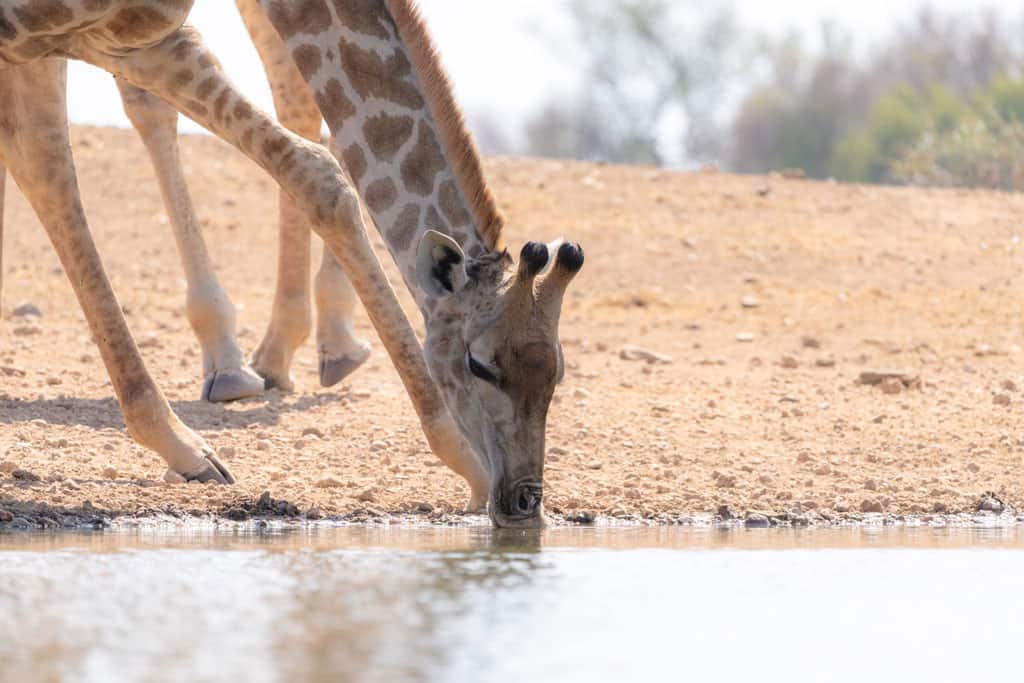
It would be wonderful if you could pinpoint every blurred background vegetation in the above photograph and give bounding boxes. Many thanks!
[507,2,1024,190]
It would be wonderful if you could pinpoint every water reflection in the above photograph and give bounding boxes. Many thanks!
[1,527,1023,682]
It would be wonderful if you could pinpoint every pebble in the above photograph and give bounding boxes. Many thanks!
[863,479,878,491]
[11,469,40,482]
[12,301,42,318]
[802,336,822,349]
[735,332,755,343]
[566,510,595,524]
[369,441,388,452]
[301,427,325,439]
[225,507,249,521]
[586,461,603,470]
[315,476,344,488]
[101,466,118,480]
[815,357,836,368]
[619,345,673,365]
[994,393,1011,406]
[780,355,799,369]
[357,489,377,502]
[572,387,592,399]
[13,323,42,336]
[860,499,883,513]
[880,377,903,395]
[218,446,236,459]
[255,440,271,451]
[858,369,917,386]
[744,513,770,528]
[740,297,760,309]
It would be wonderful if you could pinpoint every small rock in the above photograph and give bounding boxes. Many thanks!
[715,474,737,488]
[46,376,62,386]
[566,510,595,524]
[976,492,1006,514]
[735,332,755,343]
[863,479,878,491]
[315,477,344,488]
[932,502,949,514]
[717,504,734,520]
[306,507,322,520]
[802,336,821,349]
[880,377,903,395]
[12,301,42,318]
[815,357,836,368]
[619,345,673,365]
[994,393,1012,406]
[12,323,41,337]
[586,461,603,470]
[780,355,799,369]
[301,427,325,439]
[369,441,388,452]
[860,499,883,513]
[744,513,770,528]
[255,440,271,451]
[218,446,236,459]
[572,387,592,399]
[357,489,376,502]
[741,297,760,309]
[225,507,249,521]
[0,509,13,523]
[858,369,918,387]
[0,462,17,474]
[101,466,118,480]
[11,469,40,482]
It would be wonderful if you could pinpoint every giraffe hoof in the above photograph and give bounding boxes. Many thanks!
[201,366,265,403]
[319,344,371,388]
[165,454,236,485]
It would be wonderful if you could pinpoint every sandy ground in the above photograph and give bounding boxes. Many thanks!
[3,125,1024,527]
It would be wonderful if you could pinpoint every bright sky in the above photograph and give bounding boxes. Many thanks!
[64,1,1017,142]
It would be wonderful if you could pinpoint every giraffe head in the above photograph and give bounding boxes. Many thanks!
[417,231,584,527]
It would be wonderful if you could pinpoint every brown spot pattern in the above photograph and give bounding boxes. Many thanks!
[439,179,471,228]
[365,177,398,212]
[388,203,421,253]
[103,7,175,45]
[341,143,367,184]
[291,44,322,81]
[331,0,394,40]
[401,122,446,196]
[264,0,332,40]
[337,38,423,109]
[363,112,414,162]
[315,79,356,132]
[13,1,72,32]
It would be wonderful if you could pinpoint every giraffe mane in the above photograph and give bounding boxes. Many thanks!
[384,0,505,252]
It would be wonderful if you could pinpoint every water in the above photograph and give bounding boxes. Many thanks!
[1,526,1022,683]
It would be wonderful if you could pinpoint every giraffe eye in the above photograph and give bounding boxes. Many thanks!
[467,354,499,384]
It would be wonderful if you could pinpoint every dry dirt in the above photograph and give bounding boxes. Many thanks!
[3,125,1024,527]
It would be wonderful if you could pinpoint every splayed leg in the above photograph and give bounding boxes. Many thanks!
[117,79,263,402]
[0,60,231,483]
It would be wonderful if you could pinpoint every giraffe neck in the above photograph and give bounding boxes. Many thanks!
[258,0,503,314]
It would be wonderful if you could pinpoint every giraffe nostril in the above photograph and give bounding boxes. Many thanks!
[512,482,543,515]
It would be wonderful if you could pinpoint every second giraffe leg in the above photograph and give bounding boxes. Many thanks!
[117,79,263,402]
[239,0,369,389]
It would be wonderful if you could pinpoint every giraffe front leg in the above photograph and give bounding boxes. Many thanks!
[116,79,263,403]
[0,60,232,484]
[75,27,489,506]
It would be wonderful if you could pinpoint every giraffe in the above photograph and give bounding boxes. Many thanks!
[0,8,372,401]
[0,0,583,527]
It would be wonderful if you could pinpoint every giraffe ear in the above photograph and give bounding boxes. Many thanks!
[417,230,468,297]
